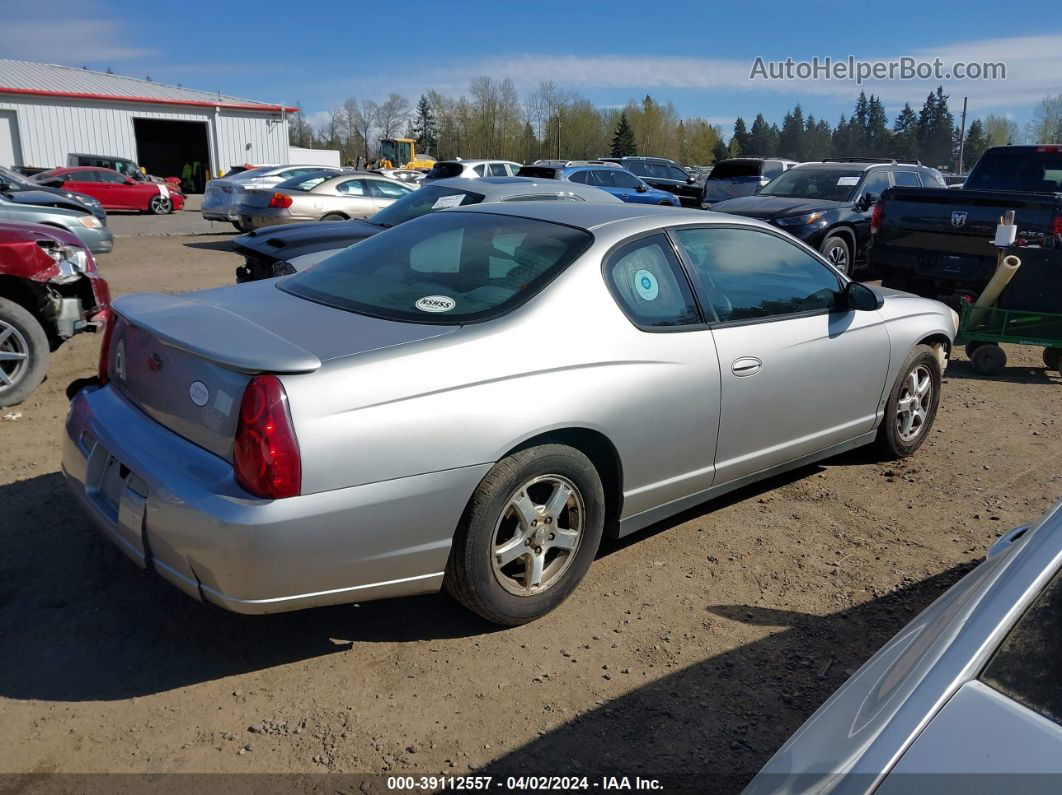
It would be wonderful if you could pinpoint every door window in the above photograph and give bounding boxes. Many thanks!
[610,170,641,189]
[368,180,411,199]
[568,170,591,184]
[487,163,508,176]
[69,170,100,182]
[473,164,487,176]
[858,170,892,199]
[625,160,650,177]
[97,171,127,184]
[336,179,368,196]
[667,165,690,181]
[606,235,701,329]
[672,227,841,323]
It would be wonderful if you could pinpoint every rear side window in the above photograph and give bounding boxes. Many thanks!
[281,212,593,324]
[893,171,923,187]
[516,166,561,180]
[672,227,841,323]
[981,568,1062,726]
[473,164,487,176]
[70,170,99,182]
[487,163,508,176]
[606,235,700,329]
[277,172,335,191]
[568,170,591,184]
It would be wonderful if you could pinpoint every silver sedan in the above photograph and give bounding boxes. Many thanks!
[63,203,957,625]
[237,172,414,230]
[745,499,1062,794]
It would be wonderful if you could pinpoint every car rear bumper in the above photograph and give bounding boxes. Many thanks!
[238,210,316,230]
[62,384,491,614]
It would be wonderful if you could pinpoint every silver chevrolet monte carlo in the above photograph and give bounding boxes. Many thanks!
[63,203,958,625]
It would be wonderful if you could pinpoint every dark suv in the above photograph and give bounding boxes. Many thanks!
[710,159,946,275]
[596,156,702,207]
[701,158,799,209]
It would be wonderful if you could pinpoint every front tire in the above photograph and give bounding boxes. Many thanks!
[149,195,172,215]
[444,443,605,626]
[876,344,941,458]
[0,298,50,408]
[820,235,851,275]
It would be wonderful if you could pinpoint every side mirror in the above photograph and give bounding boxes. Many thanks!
[844,281,884,311]
[635,184,648,193]
[124,178,136,185]
[858,192,879,211]
[686,176,695,184]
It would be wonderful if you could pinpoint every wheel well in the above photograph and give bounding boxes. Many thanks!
[0,276,42,317]
[507,429,624,534]
[823,225,855,252]
[322,212,349,219]
[918,333,953,360]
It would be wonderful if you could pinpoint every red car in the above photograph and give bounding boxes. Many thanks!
[0,221,110,406]
[33,167,185,215]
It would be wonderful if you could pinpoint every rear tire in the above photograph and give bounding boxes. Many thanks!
[231,221,249,232]
[444,443,605,626]
[0,297,50,408]
[320,213,347,221]
[1043,347,1062,372]
[875,344,941,459]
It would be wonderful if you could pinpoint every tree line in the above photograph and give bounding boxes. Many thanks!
[289,80,1061,173]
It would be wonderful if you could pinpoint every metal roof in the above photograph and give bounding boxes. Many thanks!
[0,59,296,113]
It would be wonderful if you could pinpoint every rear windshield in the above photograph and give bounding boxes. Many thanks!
[708,161,763,179]
[275,171,337,192]
[966,149,1062,193]
[426,162,465,180]
[280,212,592,324]
[516,166,562,180]
[758,168,864,202]
[368,185,486,229]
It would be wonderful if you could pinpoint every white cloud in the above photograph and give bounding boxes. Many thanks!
[350,33,1060,114]
[3,20,153,62]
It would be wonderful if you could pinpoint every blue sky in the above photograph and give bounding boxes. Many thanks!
[5,0,1060,134]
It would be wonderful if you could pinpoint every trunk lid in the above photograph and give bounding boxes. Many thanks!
[108,282,459,459]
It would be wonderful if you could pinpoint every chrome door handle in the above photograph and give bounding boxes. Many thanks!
[731,357,762,376]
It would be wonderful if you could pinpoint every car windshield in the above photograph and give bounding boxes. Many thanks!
[275,172,336,192]
[280,211,593,324]
[367,184,486,228]
[0,166,34,189]
[966,149,1062,193]
[758,168,864,201]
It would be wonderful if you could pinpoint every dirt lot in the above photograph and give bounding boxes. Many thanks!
[1,221,1060,793]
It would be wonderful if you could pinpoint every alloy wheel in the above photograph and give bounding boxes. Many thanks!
[827,244,849,274]
[896,364,933,442]
[491,474,585,597]
[0,320,30,393]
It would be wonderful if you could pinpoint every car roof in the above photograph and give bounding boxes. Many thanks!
[439,159,519,166]
[427,176,622,202]
[451,199,707,230]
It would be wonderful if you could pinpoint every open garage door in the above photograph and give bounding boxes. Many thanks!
[133,118,211,193]
[0,110,22,169]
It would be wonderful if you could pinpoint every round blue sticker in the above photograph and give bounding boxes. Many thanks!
[633,269,659,300]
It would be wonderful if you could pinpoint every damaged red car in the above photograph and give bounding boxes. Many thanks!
[0,222,110,406]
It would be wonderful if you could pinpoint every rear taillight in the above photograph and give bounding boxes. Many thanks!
[1051,213,1062,236]
[268,193,293,208]
[96,308,115,384]
[870,202,884,235]
[233,374,301,499]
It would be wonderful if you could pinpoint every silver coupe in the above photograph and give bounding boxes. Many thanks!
[63,203,957,625]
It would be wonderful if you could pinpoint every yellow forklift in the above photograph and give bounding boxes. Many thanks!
[376,138,436,170]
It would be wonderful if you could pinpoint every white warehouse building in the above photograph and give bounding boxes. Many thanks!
[0,59,295,192]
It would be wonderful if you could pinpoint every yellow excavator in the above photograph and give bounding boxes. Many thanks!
[376,138,436,170]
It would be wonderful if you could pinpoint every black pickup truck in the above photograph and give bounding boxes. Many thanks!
[870,145,1062,303]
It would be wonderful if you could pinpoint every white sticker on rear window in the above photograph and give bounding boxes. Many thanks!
[633,269,659,301]
[415,295,456,313]
[837,176,860,186]
[189,381,210,407]
[431,194,465,209]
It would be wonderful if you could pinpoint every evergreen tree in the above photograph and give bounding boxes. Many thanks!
[610,111,637,157]
[917,87,954,168]
[866,95,891,156]
[892,103,920,162]
[832,114,855,156]
[747,114,772,156]
[961,119,989,171]
[711,138,730,163]
[410,95,439,156]
[777,104,806,161]
[768,123,781,154]
[731,117,751,156]
[804,115,833,161]
[852,91,870,147]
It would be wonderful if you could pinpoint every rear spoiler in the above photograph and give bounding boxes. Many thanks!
[112,292,321,374]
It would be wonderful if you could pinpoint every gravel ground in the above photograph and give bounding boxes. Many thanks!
[1,230,1059,792]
